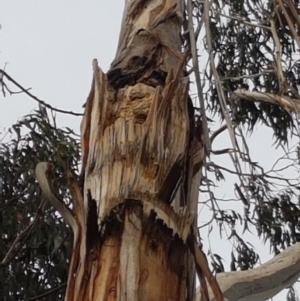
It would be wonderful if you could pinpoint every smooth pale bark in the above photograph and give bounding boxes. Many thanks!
[234,89,300,114]
[195,242,300,301]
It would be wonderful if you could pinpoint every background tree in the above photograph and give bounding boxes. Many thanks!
[1,107,80,300]
[1,0,300,300]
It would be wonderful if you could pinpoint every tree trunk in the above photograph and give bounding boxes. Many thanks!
[65,1,204,300]
[34,1,300,300]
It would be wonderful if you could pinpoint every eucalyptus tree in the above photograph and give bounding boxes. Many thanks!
[2,0,300,300]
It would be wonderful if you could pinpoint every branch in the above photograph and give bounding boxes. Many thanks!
[24,282,67,301]
[212,10,271,30]
[0,69,83,116]
[210,124,227,145]
[188,237,225,301]
[270,18,285,87]
[187,0,211,153]
[234,89,300,114]
[195,243,300,301]
[1,199,46,266]
[35,162,77,232]
[278,0,300,51]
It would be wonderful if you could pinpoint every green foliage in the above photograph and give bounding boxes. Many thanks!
[189,0,300,277]
[1,107,80,301]
[196,0,300,142]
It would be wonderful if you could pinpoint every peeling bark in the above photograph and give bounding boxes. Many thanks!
[36,162,300,301]
[35,1,300,301]
[66,1,204,300]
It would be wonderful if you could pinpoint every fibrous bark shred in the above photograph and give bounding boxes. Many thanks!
[69,1,204,300]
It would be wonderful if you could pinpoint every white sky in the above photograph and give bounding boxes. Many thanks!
[1,1,298,300]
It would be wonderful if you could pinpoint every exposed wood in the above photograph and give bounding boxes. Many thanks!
[35,1,300,300]
[189,237,224,301]
[195,242,300,301]
[74,0,204,300]
[36,161,300,301]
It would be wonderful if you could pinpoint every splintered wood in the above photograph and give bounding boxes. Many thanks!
[81,59,196,222]
[68,1,205,300]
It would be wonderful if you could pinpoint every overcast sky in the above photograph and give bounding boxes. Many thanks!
[1,1,298,299]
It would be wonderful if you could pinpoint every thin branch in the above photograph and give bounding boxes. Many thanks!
[204,0,249,203]
[24,282,67,301]
[0,69,83,116]
[208,161,298,188]
[270,18,285,87]
[278,0,300,51]
[221,70,274,82]
[0,193,26,212]
[1,198,46,266]
[286,0,300,28]
[213,10,271,30]
[210,124,227,144]
[0,62,8,96]
[187,0,211,153]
